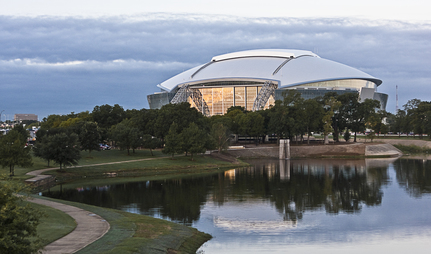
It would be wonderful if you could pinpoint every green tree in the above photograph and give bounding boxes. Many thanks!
[33,128,67,167]
[154,102,205,140]
[402,99,422,137]
[238,112,264,143]
[387,110,409,137]
[110,122,141,155]
[133,108,159,136]
[267,100,293,143]
[323,96,341,144]
[211,122,230,153]
[330,93,359,142]
[0,180,43,254]
[282,90,305,142]
[33,137,55,167]
[0,130,33,176]
[226,106,247,114]
[9,125,29,143]
[163,122,184,159]
[399,110,411,136]
[40,114,69,129]
[92,104,126,140]
[224,107,246,136]
[79,121,101,154]
[181,122,209,160]
[142,134,162,156]
[343,129,351,141]
[301,99,324,144]
[367,110,389,136]
[210,114,233,134]
[350,99,381,142]
[257,108,271,143]
[92,104,126,129]
[408,101,431,138]
[48,133,81,170]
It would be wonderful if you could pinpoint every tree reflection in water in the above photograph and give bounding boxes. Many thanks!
[44,157,431,226]
[393,158,431,197]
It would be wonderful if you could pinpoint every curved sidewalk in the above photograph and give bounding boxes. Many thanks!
[28,197,110,254]
[25,156,168,253]
[25,157,165,185]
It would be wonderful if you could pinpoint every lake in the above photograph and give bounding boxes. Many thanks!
[43,157,431,253]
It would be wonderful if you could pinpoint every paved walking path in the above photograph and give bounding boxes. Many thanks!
[24,156,169,253]
[26,157,165,176]
[27,197,110,254]
[25,157,166,184]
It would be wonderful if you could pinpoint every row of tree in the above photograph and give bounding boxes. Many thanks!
[386,99,431,138]
[31,91,385,162]
[0,126,33,176]
[4,91,431,172]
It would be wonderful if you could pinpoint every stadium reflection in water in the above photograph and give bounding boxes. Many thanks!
[44,158,431,253]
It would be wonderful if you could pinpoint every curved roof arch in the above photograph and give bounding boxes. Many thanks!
[211,49,319,61]
[157,49,382,92]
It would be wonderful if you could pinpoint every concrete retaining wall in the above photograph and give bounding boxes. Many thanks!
[25,175,56,187]
[225,142,402,159]
[374,139,431,148]
[226,147,279,158]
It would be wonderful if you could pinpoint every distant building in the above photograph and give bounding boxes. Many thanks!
[147,49,387,116]
[14,114,38,122]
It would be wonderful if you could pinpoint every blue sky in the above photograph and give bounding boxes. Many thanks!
[1,1,430,120]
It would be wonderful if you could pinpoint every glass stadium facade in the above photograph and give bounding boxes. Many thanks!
[147,49,387,116]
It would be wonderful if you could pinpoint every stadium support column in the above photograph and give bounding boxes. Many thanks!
[171,85,190,104]
[171,85,210,116]
[190,89,210,117]
[252,81,277,111]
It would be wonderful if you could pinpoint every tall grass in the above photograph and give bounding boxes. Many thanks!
[393,144,431,154]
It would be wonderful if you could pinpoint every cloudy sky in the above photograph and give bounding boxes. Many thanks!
[1,1,430,120]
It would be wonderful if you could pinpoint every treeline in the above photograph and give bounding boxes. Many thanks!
[4,90,431,173]
[386,99,431,138]
[32,91,387,162]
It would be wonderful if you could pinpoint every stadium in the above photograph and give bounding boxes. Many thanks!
[147,49,387,116]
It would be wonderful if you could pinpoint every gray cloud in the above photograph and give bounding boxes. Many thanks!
[0,14,430,119]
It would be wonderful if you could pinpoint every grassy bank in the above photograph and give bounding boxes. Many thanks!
[1,156,54,181]
[50,154,241,183]
[0,149,167,179]
[27,201,77,246]
[393,144,431,154]
[27,149,247,190]
[1,149,245,182]
[11,149,242,254]
[32,195,212,254]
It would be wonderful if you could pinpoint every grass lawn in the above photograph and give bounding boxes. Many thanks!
[46,155,245,191]
[393,144,431,154]
[27,201,77,246]
[3,149,240,254]
[32,195,211,254]
[78,149,167,165]
[42,152,245,189]
[0,156,53,181]
[0,149,167,180]
[0,150,241,254]
[54,153,234,176]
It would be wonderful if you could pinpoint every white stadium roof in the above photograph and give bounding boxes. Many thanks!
[157,49,382,92]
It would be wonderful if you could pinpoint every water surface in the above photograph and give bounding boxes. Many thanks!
[44,158,431,253]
